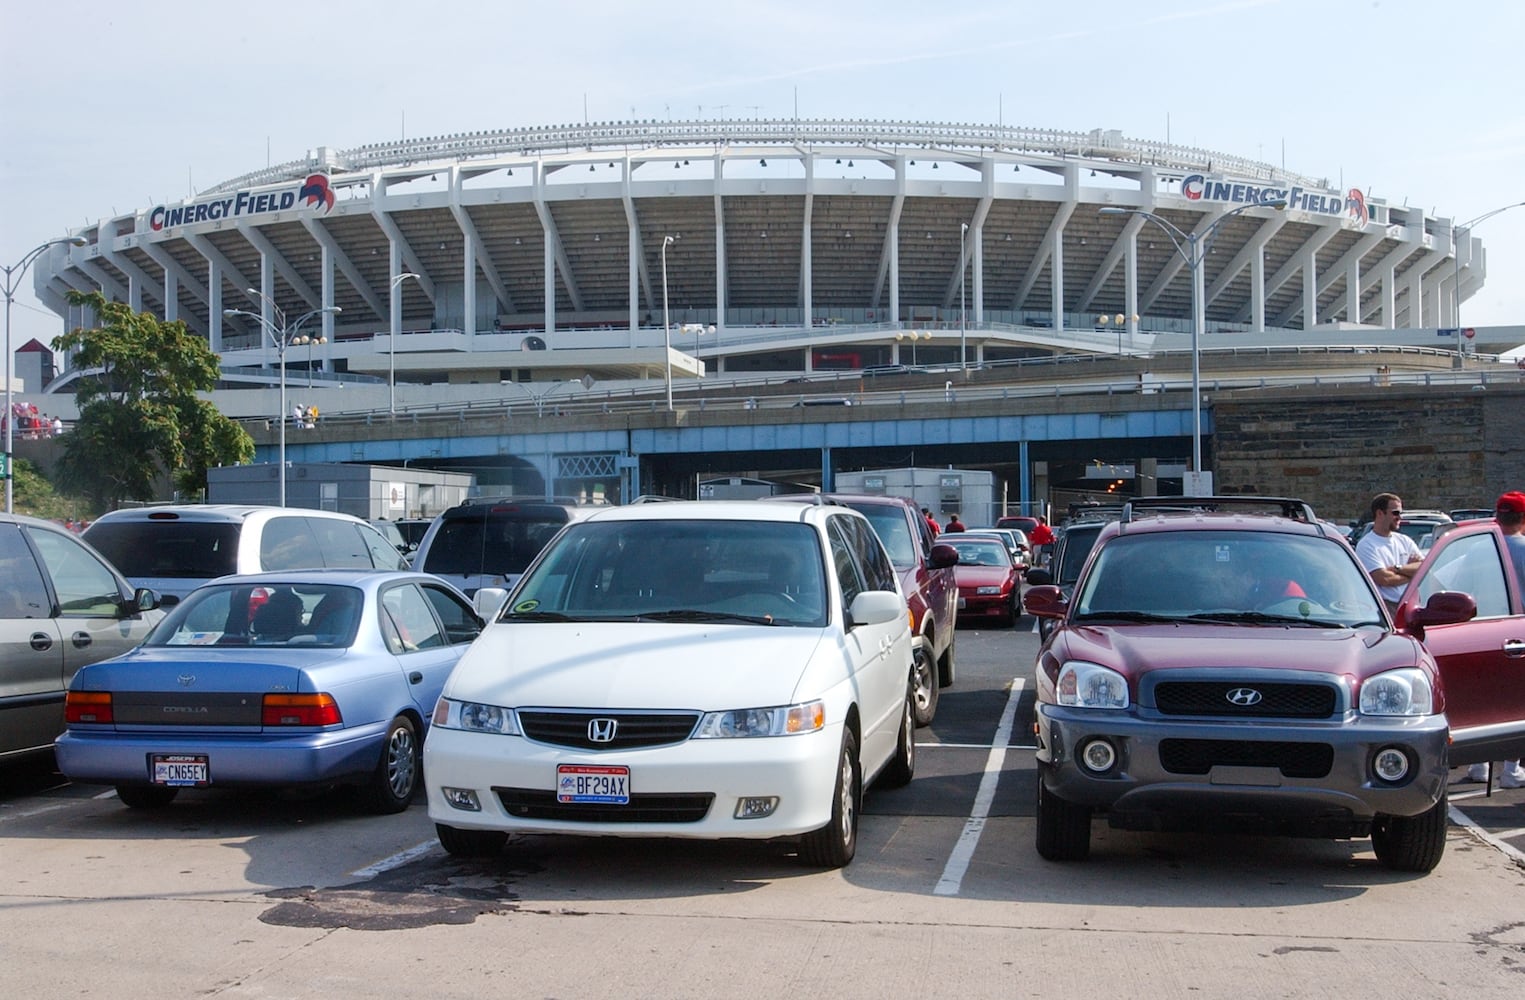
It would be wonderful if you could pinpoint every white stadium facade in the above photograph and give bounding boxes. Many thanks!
[28,118,1504,404]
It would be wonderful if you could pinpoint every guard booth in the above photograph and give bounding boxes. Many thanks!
[698,476,779,500]
[833,467,995,526]
[208,463,474,519]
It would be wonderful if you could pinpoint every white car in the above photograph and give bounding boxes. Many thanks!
[424,500,917,868]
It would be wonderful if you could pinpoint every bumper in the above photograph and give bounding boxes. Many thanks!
[424,723,842,840]
[1034,703,1449,828]
[957,594,1012,620]
[54,723,387,787]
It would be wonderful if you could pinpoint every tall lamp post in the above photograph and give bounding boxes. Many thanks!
[388,272,420,414]
[1450,201,1525,367]
[1100,199,1285,480]
[959,222,969,377]
[224,295,341,507]
[661,235,675,411]
[4,236,85,513]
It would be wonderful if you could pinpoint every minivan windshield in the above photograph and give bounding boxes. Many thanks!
[421,509,567,576]
[84,522,240,579]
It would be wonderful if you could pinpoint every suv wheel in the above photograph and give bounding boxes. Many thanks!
[911,644,939,726]
[938,630,956,688]
[1371,791,1447,872]
[1034,774,1091,861]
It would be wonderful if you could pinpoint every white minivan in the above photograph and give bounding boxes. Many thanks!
[83,505,410,606]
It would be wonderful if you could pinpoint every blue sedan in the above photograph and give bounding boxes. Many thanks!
[55,569,484,813]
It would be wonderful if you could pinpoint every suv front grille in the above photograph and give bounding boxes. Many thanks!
[1159,738,1334,778]
[1154,681,1337,719]
[494,788,713,823]
[517,710,700,751]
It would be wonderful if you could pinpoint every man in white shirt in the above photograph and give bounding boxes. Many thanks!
[1355,492,1422,613]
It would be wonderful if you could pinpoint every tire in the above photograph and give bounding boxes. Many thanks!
[1034,773,1091,861]
[938,629,956,688]
[115,784,178,809]
[436,823,509,858]
[881,683,916,788]
[360,715,420,815]
[1371,790,1447,873]
[799,729,860,868]
[911,643,939,726]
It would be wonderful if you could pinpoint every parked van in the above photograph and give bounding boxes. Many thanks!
[83,505,410,606]
[412,498,596,600]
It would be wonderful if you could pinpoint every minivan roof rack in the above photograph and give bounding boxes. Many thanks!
[1122,495,1319,524]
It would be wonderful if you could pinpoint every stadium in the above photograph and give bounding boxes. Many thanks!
[26,118,1502,407]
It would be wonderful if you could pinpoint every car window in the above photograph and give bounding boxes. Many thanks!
[952,540,1008,567]
[421,584,483,645]
[1057,525,1104,585]
[308,518,375,569]
[260,516,319,571]
[359,523,409,569]
[0,523,51,618]
[381,583,446,653]
[1418,532,1510,618]
[845,502,917,568]
[843,514,896,592]
[25,526,123,617]
[422,509,568,576]
[827,515,866,607]
[83,520,240,579]
[148,583,359,648]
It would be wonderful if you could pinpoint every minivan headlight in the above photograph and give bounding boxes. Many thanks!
[695,700,825,738]
[1359,668,1434,716]
[432,697,521,735]
[1056,662,1129,709]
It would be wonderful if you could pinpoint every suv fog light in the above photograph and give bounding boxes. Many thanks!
[442,787,482,811]
[735,796,779,819]
[1372,747,1410,783]
[1079,738,1117,774]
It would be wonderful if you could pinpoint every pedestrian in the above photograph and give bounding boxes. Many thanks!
[945,512,966,533]
[1467,492,1525,788]
[51,415,63,436]
[1029,514,1055,568]
[1354,492,1421,616]
[305,404,318,429]
[293,404,305,428]
[922,508,940,538]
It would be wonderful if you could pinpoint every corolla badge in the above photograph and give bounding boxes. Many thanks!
[177,674,196,687]
[1226,687,1263,706]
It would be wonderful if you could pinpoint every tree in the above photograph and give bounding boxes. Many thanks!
[52,291,253,509]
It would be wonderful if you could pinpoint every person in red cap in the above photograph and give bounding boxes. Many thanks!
[1471,491,1525,787]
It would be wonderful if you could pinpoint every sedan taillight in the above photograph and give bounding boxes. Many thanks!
[65,691,113,724]
[262,693,342,727]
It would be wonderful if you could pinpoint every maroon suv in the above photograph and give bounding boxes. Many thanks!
[766,494,958,724]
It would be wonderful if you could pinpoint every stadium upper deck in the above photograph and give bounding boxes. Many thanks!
[31,119,1487,389]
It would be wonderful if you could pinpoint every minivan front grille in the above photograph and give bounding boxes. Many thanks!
[517,710,700,750]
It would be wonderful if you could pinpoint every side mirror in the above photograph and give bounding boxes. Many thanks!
[474,587,509,619]
[1405,590,1476,630]
[1025,568,1054,587]
[129,587,161,615]
[1023,584,1068,619]
[928,543,958,569]
[848,590,905,628]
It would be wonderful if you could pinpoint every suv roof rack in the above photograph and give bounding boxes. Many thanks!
[1122,495,1319,525]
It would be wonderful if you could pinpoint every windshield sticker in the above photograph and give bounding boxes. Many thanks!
[513,599,540,613]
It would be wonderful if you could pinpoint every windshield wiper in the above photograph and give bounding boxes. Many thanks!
[639,609,778,626]
[1073,611,1183,624]
[1184,611,1344,628]
[502,610,580,622]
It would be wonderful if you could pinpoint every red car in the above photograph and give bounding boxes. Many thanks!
[1022,496,1485,873]
[943,533,1022,628]
[1395,518,1525,768]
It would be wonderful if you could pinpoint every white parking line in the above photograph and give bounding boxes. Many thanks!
[0,802,74,823]
[917,742,1036,750]
[933,676,1025,896]
[1449,804,1525,866]
[349,839,441,879]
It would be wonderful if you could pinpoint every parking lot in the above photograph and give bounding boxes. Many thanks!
[3,623,1524,999]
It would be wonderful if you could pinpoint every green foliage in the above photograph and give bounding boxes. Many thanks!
[53,291,254,509]
[9,458,96,521]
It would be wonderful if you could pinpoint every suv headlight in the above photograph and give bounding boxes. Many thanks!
[1359,668,1434,716]
[695,700,825,738]
[432,697,521,735]
[1056,661,1129,709]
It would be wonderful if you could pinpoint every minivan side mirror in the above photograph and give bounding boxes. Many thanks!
[130,587,161,616]
[474,587,509,619]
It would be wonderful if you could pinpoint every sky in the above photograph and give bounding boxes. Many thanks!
[4,0,1523,359]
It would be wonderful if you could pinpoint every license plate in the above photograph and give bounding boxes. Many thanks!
[557,764,629,804]
[152,753,209,787]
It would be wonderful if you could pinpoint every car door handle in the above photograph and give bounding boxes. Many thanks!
[71,632,92,649]
[1503,639,1525,658]
[30,632,53,652]
[409,671,424,685]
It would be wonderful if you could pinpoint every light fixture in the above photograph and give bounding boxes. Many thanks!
[515,237,522,245]
[926,231,932,239]
[845,231,852,239]
[932,162,939,169]
[1004,234,1012,242]
[589,164,595,172]
[675,161,680,169]
[593,234,600,242]
[1091,169,1097,177]
[684,159,690,165]
[760,158,767,167]
[507,168,513,176]
[1014,164,1020,172]
[910,159,916,166]
[1079,237,1087,245]
[760,231,768,239]
[847,159,853,168]
[835,158,841,164]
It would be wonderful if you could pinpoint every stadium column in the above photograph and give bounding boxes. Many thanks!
[713,152,726,334]
[1125,230,1139,338]
[802,153,813,329]
[463,235,476,339]
[1301,247,1317,328]
[321,248,335,370]
[208,260,222,353]
[1345,258,1360,324]
[390,242,403,367]
[164,270,177,323]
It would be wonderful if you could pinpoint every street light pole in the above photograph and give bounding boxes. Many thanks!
[1450,201,1525,367]
[959,222,969,377]
[1101,200,1285,481]
[661,236,675,411]
[3,236,85,513]
[224,296,341,507]
[388,272,420,415]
